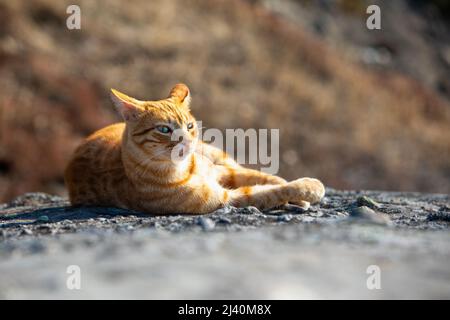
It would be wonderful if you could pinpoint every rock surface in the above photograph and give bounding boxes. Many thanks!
[0,189,449,299]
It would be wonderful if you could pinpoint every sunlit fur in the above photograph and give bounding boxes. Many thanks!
[65,84,325,214]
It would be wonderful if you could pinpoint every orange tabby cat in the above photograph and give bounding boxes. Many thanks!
[64,84,325,214]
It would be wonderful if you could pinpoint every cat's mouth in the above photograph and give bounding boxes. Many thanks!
[170,142,196,162]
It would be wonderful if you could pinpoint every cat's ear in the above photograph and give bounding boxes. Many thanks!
[110,89,143,121]
[169,83,191,108]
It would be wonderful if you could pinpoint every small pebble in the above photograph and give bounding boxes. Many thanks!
[217,217,232,224]
[168,222,182,232]
[316,211,324,217]
[196,217,215,231]
[356,196,381,209]
[302,216,315,223]
[277,214,293,222]
[36,215,49,223]
[350,206,391,225]
[214,206,235,215]
[242,206,261,215]
[21,228,33,236]
[36,225,52,234]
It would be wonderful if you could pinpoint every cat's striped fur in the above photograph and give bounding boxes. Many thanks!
[65,84,325,214]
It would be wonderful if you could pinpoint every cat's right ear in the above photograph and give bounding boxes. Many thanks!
[110,89,143,122]
[169,83,191,108]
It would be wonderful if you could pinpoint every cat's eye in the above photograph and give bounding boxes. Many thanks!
[187,122,194,130]
[156,125,172,134]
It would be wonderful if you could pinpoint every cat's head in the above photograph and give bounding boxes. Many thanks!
[110,84,199,162]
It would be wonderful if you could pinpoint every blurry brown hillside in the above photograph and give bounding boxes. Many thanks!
[0,0,449,202]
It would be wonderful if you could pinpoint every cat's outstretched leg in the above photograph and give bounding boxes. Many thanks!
[215,166,316,209]
[216,165,286,188]
[226,177,325,210]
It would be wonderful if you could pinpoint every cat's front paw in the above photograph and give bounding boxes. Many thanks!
[289,178,325,204]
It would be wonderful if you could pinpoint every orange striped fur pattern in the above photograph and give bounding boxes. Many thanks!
[65,84,325,214]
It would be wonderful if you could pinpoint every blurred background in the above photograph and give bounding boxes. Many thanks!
[0,0,449,202]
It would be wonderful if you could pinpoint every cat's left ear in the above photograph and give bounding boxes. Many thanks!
[169,83,191,108]
[110,89,144,122]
